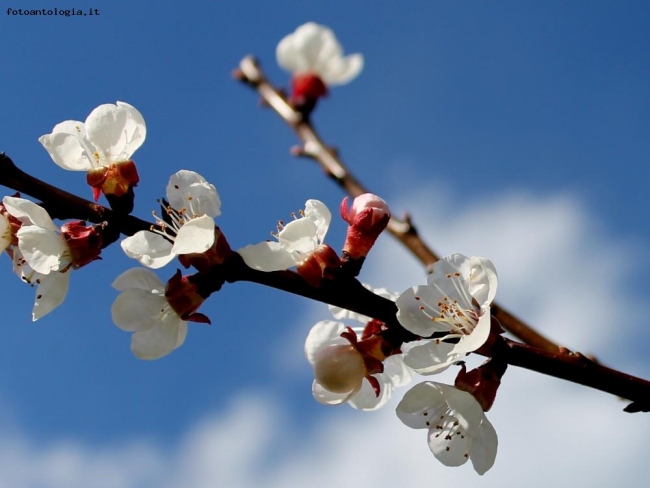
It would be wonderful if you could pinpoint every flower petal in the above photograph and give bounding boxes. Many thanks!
[403,340,456,375]
[277,217,319,254]
[32,270,70,321]
[3,197,58,231]
[86,102,145,162]
[166,170,221,219]
[348,376,392,411]
[470,415,498,475]
[321,53,364,86]
[171,215,215,255]
[121,232,175,269]
[38,120,95,171]
[16,226,67,274]
[238,241,297,272]
[303,199,331,244]
[304,320,346,364]
[396,382,448,430]
[111,289,166,332]
[130,315,185,360]
[0,214,11,252]
[312,379,357,405]
[451,311,491,355]
[111,267,165,293]
[396,285,452,337]
[468,256,498,308]
[382,354,413,387]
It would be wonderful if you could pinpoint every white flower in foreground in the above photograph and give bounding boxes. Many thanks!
[39,101,145,173]
[238,199,331,272]
[111,268,188,360]
[396,253,497,374]
[2,197,73,320]
[121,170,221,269]
[305,320,411,410]
[396,381,498,475]
[0,212,12,252]
[277,22,363,87]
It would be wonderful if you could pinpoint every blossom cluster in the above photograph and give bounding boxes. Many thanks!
[0,22,505,476]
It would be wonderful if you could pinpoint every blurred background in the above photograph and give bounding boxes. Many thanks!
[1,1,649,486]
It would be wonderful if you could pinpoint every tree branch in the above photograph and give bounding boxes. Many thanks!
[233,56,561,353]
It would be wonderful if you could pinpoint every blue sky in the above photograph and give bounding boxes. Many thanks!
[1,1,650,486]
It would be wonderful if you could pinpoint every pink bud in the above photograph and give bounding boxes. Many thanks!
[340,194,391,260]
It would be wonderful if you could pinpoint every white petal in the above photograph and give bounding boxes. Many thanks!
[0,214,11,252]
[470,415,498,475]
[131,315,185,360]
[427,419,472,468]
[468,256,498,307]
[121,232,175,269]
[312,380,356,405]
[403,340,456,375]
[451,311,491,355]
[86,102,145,162]
[321,53,364,86]
[238,241,298,271]
[38,120,95,171]
[171,215,215,255]
[304,320,346,365]
[396,382,448,430]
[166,170,221,218]
[174,321,188,348]
[111,267,164,293]
[32,270,71,321]
[3,197,58,231]
[348,376,392,411]
[17,227,67,274]
[276,30,301,72]
[303,199,331,244]
[111,289,166,332]
[277,23,336,73]
[396,285,452,337]
[382,354,413,387]
[277,217,319,254]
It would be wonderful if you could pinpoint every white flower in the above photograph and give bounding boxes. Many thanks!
[2,197,73,320]
[396,381,498,475]
[38,101,145,172]
[238,199,331,272]
[276,22,363,86]
[121,170,221,268]
[111,268,188,360]
[396,254,497,374]
[305,287,412,411]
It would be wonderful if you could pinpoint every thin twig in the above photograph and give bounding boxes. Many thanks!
[234,56,561,353]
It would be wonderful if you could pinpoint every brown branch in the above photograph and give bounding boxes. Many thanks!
[1,154,647,410]
[233,56,561,353]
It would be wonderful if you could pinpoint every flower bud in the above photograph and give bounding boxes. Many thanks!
[86,160,140,214]
[290,73,328,115]
[313,344,367,394]
[165,270,211,324]
[340,194,390,260]
[60,220,104,268]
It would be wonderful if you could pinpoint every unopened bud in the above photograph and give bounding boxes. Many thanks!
[340,194,390,261]
[290,73,328,116]
[313,344,366,394]
[61,220,103,268]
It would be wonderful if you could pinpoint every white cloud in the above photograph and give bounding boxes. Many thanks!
[1,185,649,487]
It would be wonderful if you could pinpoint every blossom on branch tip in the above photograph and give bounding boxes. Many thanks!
[121,170,222,270]
[111,268,206,360]
[396,381,498,475]
[396,254,497,374]
[276,22,363,110]
[39,101,145,212]
[238,199,340,286]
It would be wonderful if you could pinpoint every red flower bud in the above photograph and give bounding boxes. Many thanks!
[340,194,391,260]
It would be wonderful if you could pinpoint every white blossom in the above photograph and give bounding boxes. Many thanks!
[396,381,498,475]
[111,268,188,360]
[396,254,497,374]
[121,170,221,268]
[238,199,331,272]
[38,101,146,171]
[276,22,363,86]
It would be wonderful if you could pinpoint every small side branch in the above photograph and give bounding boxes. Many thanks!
[233,56,561,354]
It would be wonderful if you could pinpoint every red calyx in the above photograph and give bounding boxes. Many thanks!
[61,220,103,268]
